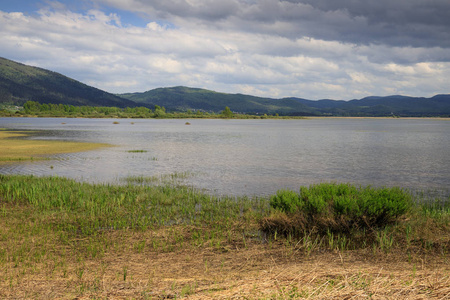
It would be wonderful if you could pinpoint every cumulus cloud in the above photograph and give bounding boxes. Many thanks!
[0,0,449,99]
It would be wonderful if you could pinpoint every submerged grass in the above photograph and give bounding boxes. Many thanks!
[0,130,109,163]
[0,176,449,298]
[123,171,195,187]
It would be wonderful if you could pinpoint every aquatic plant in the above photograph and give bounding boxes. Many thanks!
[0,130,108,163]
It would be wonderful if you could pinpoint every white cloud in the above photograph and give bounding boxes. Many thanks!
[0,0,449,99]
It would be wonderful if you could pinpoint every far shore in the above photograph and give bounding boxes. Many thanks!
[306,116,450,120]
[1,114,449,120]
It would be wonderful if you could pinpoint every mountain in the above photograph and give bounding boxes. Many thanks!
[0,57,135,107]
[287,94,450,116]
[119,86,315,115]
[1,57,449,116]
[121,87,450,117]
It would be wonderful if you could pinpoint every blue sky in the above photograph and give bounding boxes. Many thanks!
[1,0,150,26]
[1,0,449,99]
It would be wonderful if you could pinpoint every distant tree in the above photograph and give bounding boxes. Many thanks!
[135,106,150,115]
[23,101,40,113]
[222,106,233,118]
[40,103,50,111]
[154,105,166,117]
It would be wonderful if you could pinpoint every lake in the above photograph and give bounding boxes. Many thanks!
[1,117,449,197]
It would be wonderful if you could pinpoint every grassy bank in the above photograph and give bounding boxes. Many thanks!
[0,130,109,163]
[0,175,449,298]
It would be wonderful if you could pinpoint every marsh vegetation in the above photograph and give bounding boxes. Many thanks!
[0,130,108,163]
[1,175,449,298]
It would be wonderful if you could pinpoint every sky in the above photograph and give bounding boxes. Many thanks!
[1,0,449,100]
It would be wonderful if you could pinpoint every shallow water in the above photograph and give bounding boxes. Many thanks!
[1,117,449,197]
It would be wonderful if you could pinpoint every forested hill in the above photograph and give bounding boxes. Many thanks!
[1,57,449,116]
[0,57,135,108]
[120,87,450,117]
[119,86,314,115]
[285,94,450,117]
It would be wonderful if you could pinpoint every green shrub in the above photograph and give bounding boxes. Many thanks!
[270,189,302,213]
[265,183,412,234]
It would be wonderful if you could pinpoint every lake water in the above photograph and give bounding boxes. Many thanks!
[1,117,449,197]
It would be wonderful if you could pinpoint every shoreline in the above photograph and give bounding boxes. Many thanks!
[306,116,450,120]
[2,114,450,120]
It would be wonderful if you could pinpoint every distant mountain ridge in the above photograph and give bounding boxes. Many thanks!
[120,87,450,117]
[284,94,450,116]
[119,86,314,115]
[1,57,449,116]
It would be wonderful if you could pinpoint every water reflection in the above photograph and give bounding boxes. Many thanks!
[0,117,449,197]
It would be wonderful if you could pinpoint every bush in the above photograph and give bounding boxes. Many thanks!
[263,183,412,234]
[270,189,302,213]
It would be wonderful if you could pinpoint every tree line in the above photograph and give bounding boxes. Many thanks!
[0,101,291,119]
[0,101,166,118]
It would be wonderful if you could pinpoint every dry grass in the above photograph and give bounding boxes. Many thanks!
[0,130,109,163]
[1,223,449,299]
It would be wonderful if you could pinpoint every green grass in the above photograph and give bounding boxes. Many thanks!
[0,176,448,265]
[1,176,448,256]
[0,174,266,237]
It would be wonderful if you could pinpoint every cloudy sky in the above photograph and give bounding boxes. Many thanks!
[1,0,449,99]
